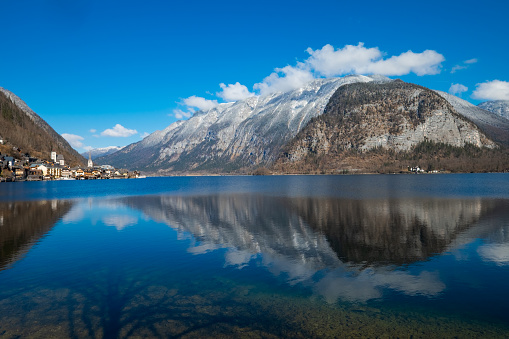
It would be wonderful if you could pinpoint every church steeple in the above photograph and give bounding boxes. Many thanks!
[87,151,93,168]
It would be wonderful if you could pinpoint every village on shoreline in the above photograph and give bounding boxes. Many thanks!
[0,150,141,182]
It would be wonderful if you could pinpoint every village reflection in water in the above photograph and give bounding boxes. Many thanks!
[0,195,508,337]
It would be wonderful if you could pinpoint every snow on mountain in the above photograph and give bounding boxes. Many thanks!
[81,146,125,160]
[98,75,391,173]
[435,91,509,146]
[478,100,509,120]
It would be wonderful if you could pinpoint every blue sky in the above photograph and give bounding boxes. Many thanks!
[1,0,508,152]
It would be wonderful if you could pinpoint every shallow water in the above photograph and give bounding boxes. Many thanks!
[0,174,508,337]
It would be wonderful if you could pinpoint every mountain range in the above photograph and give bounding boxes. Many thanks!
[81,146,124,160]
[96,75,388,172]
[2,75,508,174]
[97,76,509,174]
[0,88,85,166]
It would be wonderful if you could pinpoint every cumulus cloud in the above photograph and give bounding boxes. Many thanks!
[170,95,219,120]
[183,95,218,111]
[100,124,138,137]
[306,43,444,77]
[252,43,444,96]
[449,83,468,95]
[62,133,85,148]
[254,64,314,96]
[217,82,254,102]
[364,50,444,76]
[176,42,445,108]
[305,43,382,77]
[89,128,97,133]
[472,80,509,100]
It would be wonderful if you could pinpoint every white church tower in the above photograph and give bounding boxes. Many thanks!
[87,151,93,168]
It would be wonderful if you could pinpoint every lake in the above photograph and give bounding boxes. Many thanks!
[1,174,509,337]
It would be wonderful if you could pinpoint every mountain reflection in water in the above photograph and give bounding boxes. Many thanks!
[121,194,507,302]
[1,194,509,337]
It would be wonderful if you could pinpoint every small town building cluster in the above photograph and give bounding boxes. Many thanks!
[408,166,439,174]
[1,150,140,182]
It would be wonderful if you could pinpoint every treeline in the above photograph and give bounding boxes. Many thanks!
[273,140,509,174]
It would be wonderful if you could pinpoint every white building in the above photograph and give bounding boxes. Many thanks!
[87,151,93,168]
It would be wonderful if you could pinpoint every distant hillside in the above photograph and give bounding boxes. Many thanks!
[0,88,85,166]
[81,146,124,160]
[478,100,509,120]
[274,81,508,174]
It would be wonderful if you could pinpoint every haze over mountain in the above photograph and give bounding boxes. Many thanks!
[0,88,86,166]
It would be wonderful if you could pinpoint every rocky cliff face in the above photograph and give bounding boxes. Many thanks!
[436,92,509,146]
[278,81,496,167]
[97,75,390,173]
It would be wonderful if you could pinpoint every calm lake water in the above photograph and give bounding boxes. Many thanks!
[1,174,509,338]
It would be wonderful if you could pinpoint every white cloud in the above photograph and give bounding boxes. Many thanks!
[451,65,467,73]
[363,50,444,76]
[252,43,444,96]
[171,95,219,120]
[183,95,218,111]
[305,43,382,77]
[100,124,138,137]
[217,82,254,102]
[173,108,193,120]
[89,128,97,133]
[472,80,509,100]
[306,43,444,77]
[451,58,477,73]
[175,42,445,107]
[140,132,150,139]
[83,145,93,151]
[254,64,314,96]
[449,83,468,95]
[62,133,85,148]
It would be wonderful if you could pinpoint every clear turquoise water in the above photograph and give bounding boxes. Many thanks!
[0,174,508,337]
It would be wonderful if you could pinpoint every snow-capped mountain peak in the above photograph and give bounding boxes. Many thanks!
[98,75,390,172]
